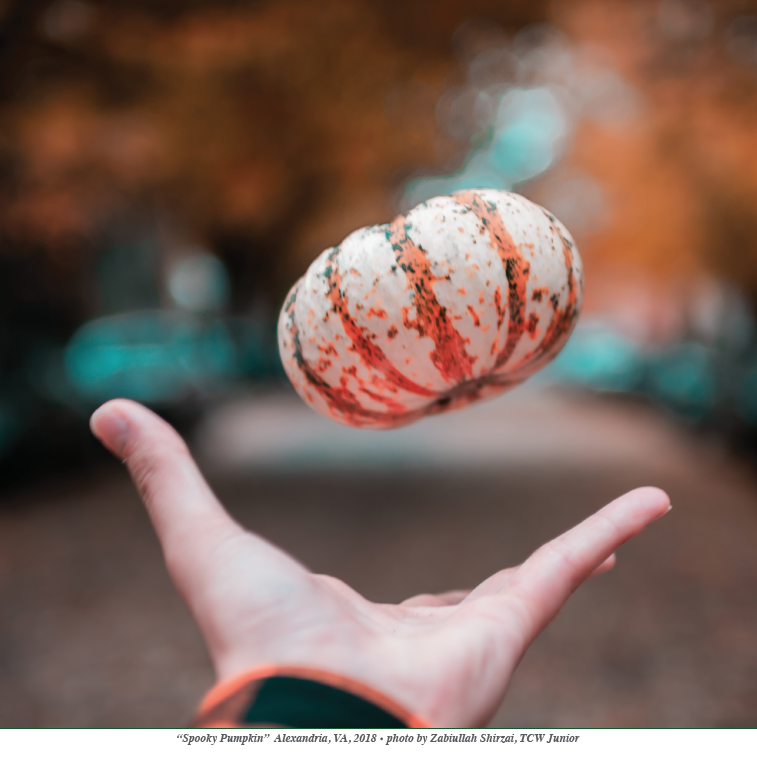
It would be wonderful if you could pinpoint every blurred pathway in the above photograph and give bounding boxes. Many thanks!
[1,387,757,726]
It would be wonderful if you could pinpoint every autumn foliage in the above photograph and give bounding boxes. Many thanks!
[1,0,757,334]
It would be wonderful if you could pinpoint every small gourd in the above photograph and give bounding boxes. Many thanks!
[278,189,582,429]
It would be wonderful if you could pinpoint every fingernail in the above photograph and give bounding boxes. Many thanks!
[666,504,673,513]
[90,407,130,457]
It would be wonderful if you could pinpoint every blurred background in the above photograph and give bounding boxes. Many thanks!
[2,0,757,727]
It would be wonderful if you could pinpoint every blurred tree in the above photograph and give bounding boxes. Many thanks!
[3,0,757,329]
[550,0,757,311]
[0,0,549,330]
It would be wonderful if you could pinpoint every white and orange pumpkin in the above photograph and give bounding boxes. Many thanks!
[278,189,583,428]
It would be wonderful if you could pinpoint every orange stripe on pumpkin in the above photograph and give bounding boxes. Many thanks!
[386,219,476,385]
[285,283,429,427]
[284,289,389,426]
[323,248,436,399]
[508,211,580,371]
[453,190,530,370]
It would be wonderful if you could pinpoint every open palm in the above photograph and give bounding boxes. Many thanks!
[90,399,670,727]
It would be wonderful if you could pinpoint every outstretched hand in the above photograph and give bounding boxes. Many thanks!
[90,399,670,727]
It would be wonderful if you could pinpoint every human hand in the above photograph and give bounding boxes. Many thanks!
[90,399,670,728]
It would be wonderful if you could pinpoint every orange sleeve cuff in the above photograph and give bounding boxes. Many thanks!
[193,666,431,728]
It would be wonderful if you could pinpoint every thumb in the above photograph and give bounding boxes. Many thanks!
[90,399,243,591]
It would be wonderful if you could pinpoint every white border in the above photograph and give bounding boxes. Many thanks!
[1,728,755,755]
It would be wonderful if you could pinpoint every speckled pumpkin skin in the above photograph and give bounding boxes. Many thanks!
[278,189,583,429]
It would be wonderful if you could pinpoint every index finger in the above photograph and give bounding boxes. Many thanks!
[502,486,670,642]
[461,487,670,653]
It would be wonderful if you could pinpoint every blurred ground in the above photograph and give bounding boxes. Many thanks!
[2,386,757,727]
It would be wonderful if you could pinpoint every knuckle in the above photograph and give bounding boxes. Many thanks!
[542,538,579,570]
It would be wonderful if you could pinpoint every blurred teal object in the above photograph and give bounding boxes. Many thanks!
[735,361,757,424]
[543,325,726,426]
[542,325,643,392]
[167,251,231,313]
[64,311,238,404]
[489,88,566,184]
[0,403,19,454]
[648,342,717,422]
[404,86,566,206]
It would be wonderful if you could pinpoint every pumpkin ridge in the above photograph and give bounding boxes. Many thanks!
[289,322,400,427]
[283,289,389,426]
[505,212,580,374]
[452,190,530,371]
[386,218,476,385]
[322,248,436,400]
